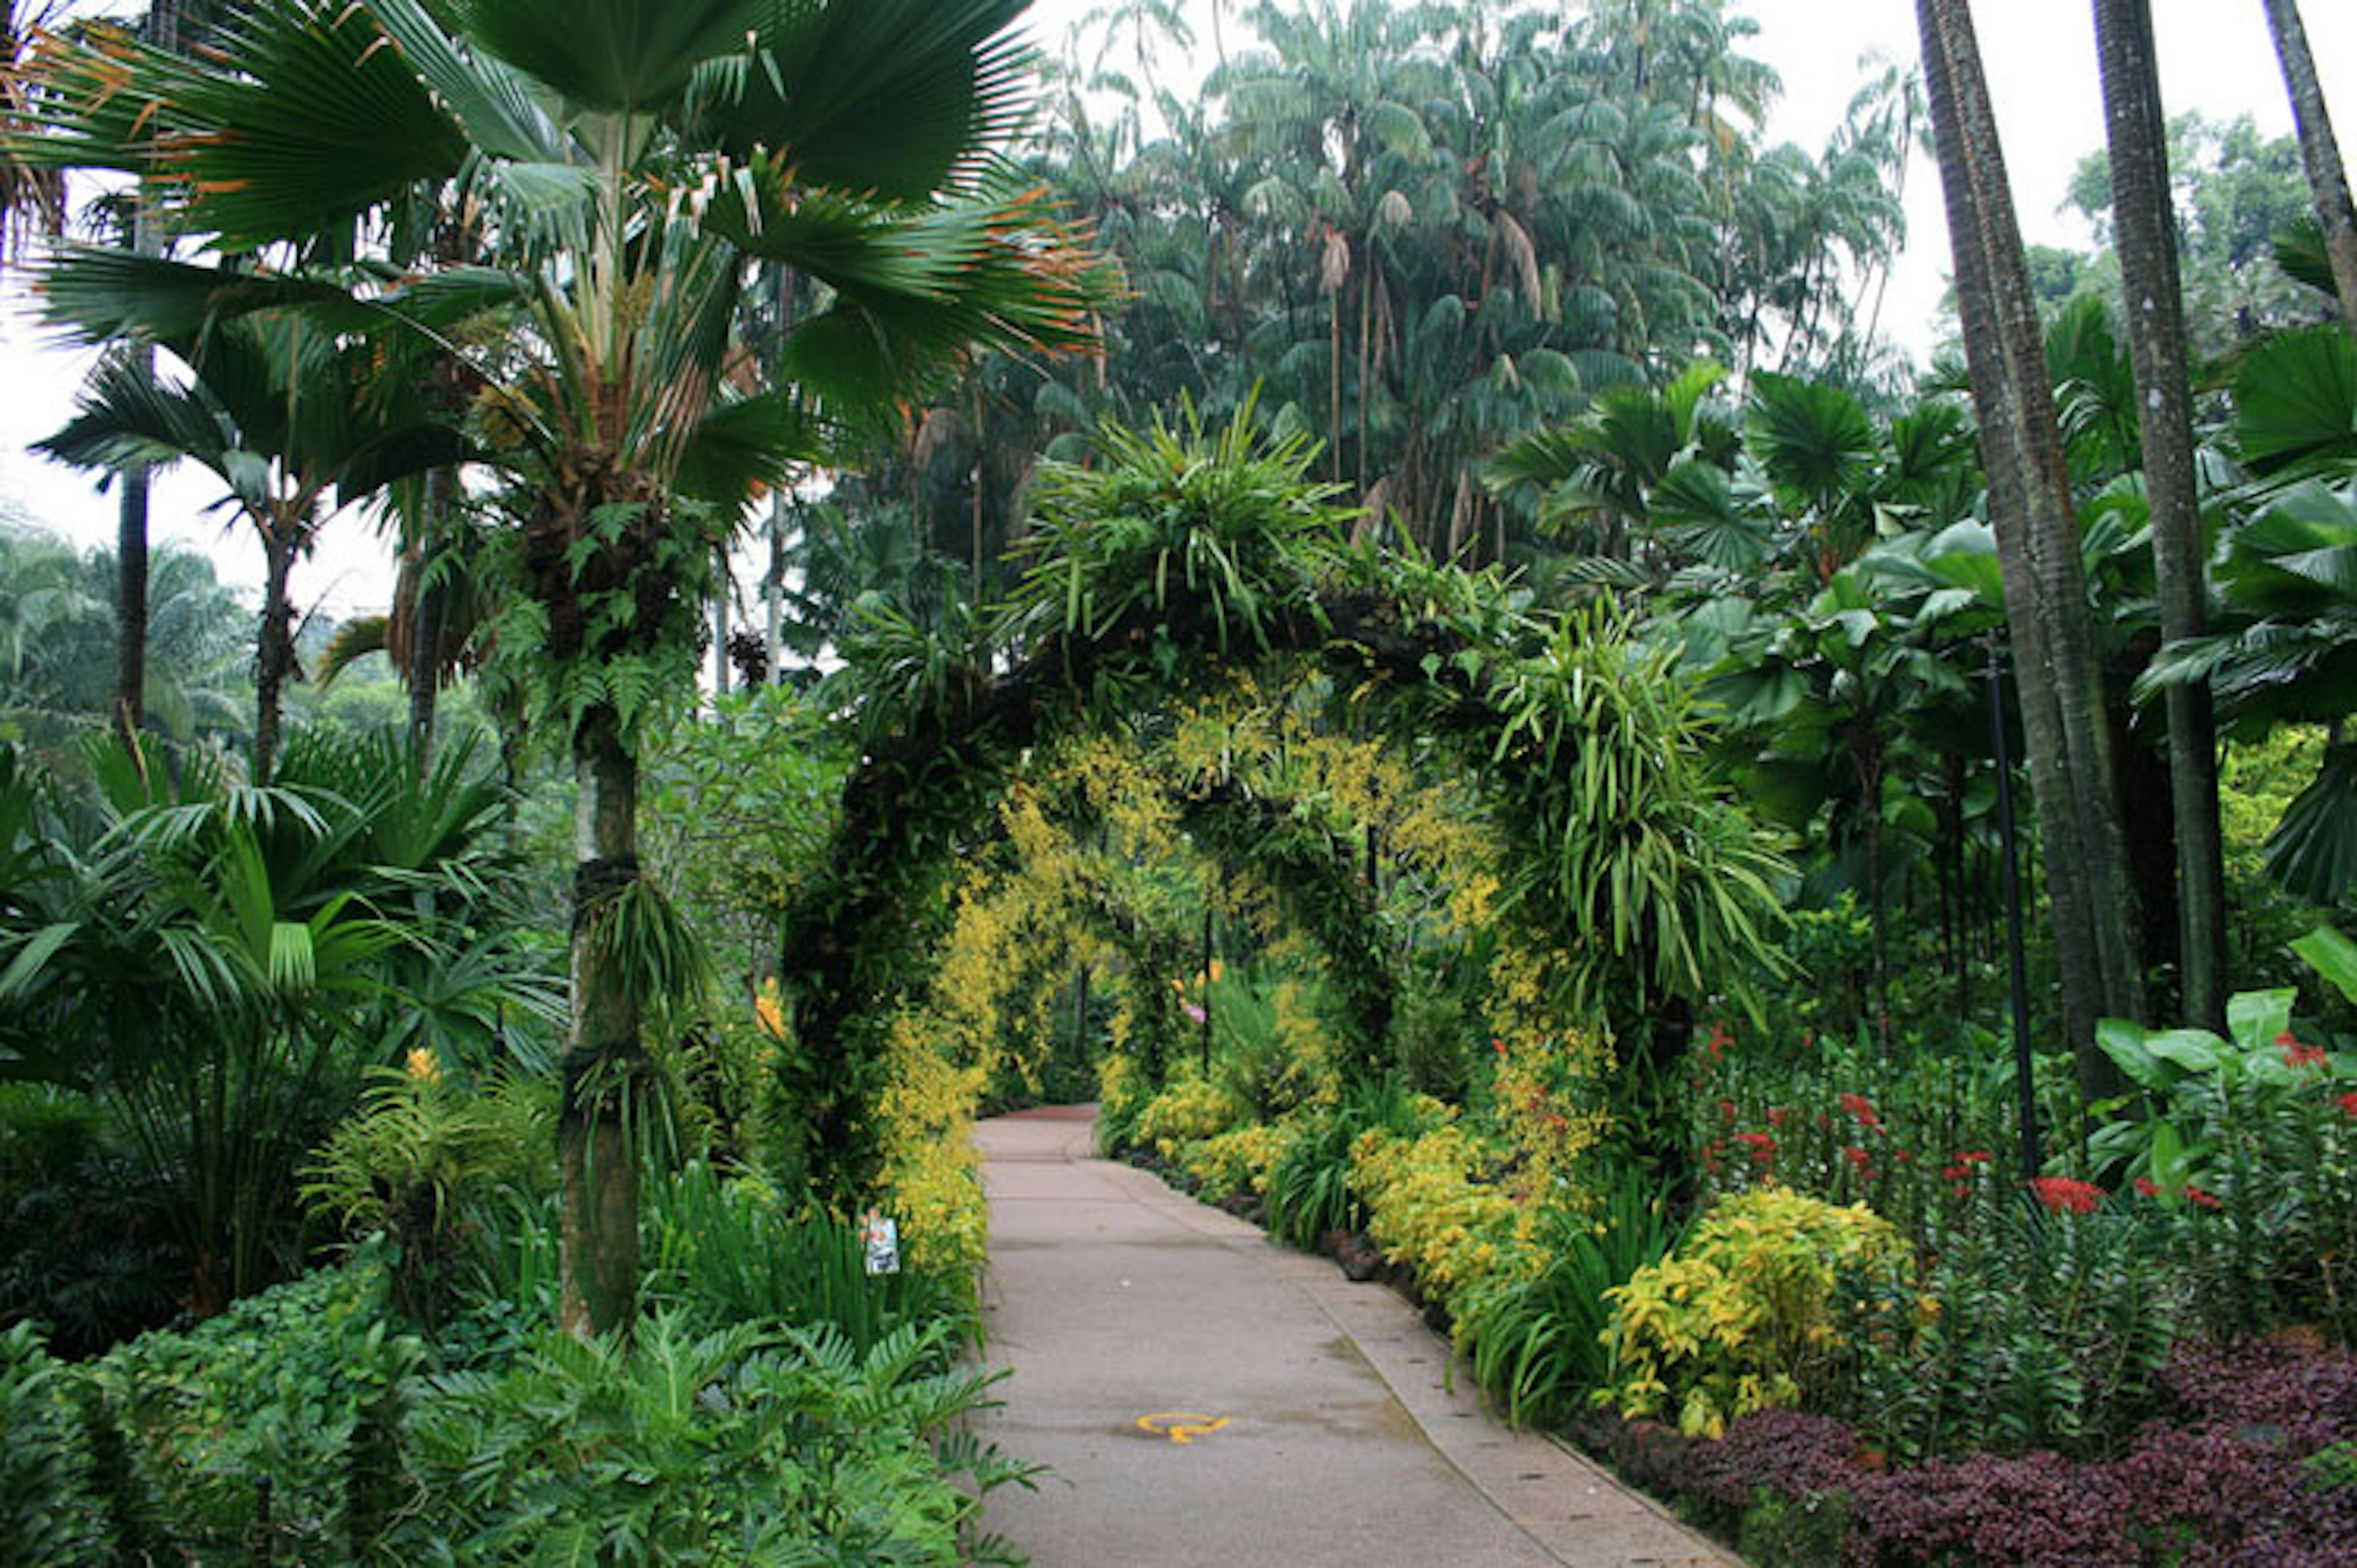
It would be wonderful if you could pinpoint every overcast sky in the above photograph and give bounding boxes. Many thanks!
[2,0,2351,618]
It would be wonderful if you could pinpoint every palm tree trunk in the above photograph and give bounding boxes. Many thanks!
[1357,265,1372,495]
[109,0,179,746]
[1329,285,1344,486]
[406,466,457,768]
[1918,0,2143,1091]
[559,706,643,1337]
[114,456,149,743]
[763,495,785,687]
[2094,0,2229,1030]
[711,544,730,697]
[2262,0,2357,330]
[252,527,297,787]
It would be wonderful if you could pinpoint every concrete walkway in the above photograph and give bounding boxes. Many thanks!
[973,1106,1734,1567]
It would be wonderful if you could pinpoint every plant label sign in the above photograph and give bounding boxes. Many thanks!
[861,1209,901,1276]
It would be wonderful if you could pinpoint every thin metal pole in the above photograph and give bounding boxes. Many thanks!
[1986,631,2042,1181]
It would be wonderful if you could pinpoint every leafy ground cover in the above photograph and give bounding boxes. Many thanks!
[0,1165,1028,1565]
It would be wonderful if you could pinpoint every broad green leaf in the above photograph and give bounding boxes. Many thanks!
[457,0,761,114]
[2096,1016,2172,1091]
[2292,924,2357,1006]
[2225,987,2297,1057]
[2143,1029,2226,1075]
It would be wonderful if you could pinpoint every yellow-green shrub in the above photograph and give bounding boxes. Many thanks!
[1135,1073,1244,1159]
[1349,1122,1526,1312]
[1183,1122,1290,1199]
[1600,1186,1918,1439]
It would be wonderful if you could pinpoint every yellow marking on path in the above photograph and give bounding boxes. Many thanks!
[1136,1411,1231,1444]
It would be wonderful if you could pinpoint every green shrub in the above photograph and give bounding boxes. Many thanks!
[1460,1163,1678,1427]
[303,1061,551,1330]
[1351,1118,1524,1314]
[0,1085,180,1356]
[389,1311,1034,1564]
[0,1323,107,1566]
[1133,1071,1244,1159]
[641,1160,974,1353]
[1852,1200,2180,1461]
[1600,1187,1917,1439]
[80,1264,422,1561]
[1264,1079,1437,1248]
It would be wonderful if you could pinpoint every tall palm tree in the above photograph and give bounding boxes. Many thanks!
[13,0,1110,1334]
[1917,0,2145,1088]
[37,313,463,782]
[2092,0,2227,1030]
[2261,0,2357,331]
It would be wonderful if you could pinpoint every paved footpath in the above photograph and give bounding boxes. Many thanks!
[973,1107,1735,1567]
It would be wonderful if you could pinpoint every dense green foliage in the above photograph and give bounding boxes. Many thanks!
[4,0,2357,1559]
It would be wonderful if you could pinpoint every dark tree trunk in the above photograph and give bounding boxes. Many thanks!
[559,708,643,1337]
[2262,0,2357,330]
[1918,0,2142,1095]
[2095,0,2230,1030]
[110,0,179,745]
[114,460,149,743]
[2114,680,2181,976]
[252,528,298,787]
[405,466,458,769]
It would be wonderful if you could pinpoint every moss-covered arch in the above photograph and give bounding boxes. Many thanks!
[773,409,1787,1203]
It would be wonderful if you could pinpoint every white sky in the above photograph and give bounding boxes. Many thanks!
[2,0,2351,619]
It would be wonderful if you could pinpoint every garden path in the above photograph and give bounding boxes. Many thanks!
[972,1106,1733,1567]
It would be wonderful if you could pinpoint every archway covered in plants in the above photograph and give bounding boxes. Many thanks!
[762,411,1787,1248]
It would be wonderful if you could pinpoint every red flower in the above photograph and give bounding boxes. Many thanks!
[1838,1093,1882,1132]
[1493,1037,1508,1057]
[1941,1151,1992,1185]
[2133,1177,2162,1197]
[1767,1106,1790,1128]
[2280,1033,2327,1070]
[2339,1093,2357,1119]
[2185,1184,2223,1211]
[1844,1145,1873,1172]
[2029,1176,2103,1216]
[1895,1148,1914,1164]
[1705,1021,1733,1060]
[1733,1130,1777,1164]
[1717,1098,1737,1122]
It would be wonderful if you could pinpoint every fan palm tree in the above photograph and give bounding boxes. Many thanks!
[2142,477,2357,905]
[12,0,1112,1333]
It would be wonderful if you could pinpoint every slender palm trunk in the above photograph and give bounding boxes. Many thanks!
[1329,284,1344,487]
[559,707,643,1337]
[764,496,785,687]
[2094,0,2229,1030]
[252,527,298,786]
[711,544,730,697]
[1919,0,2143,1090]
[110,0,179,744]
[2262,0,2357,330]
[114,456,149,742]
[406,466,458,769]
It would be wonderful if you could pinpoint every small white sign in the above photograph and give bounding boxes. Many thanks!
[861,1209,901,1276]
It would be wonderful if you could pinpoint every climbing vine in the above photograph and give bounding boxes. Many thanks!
[766,406,1787,1229]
